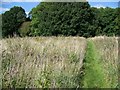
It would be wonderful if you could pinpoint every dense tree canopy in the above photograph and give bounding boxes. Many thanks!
[91,7,119,36]
[1,2,120,38]
[29,2,119,37]
[2,6,26,37]
[29,2,95,37]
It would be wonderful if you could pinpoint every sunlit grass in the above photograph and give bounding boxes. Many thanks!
[1,36,118,88]
[1,37,86,88]
[90,36,118,88]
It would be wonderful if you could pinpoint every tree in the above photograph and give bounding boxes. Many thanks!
[0,14,2,38]
[29,2,94,37]
[2,6,26,37]
[91,7,119,36]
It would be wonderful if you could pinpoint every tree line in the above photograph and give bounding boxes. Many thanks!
[1,2,120,38]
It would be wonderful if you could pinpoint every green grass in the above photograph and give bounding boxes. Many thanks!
[1,36,118,88]
[91,36,118,88]
[83,40,107,88]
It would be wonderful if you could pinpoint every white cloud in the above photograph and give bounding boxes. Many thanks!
[26,12,30,17]
[26,12,29,15]
[26,12,29,16]
[92,4,106,8]
[0,7,10,12]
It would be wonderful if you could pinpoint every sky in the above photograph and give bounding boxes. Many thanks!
[0,0,120,14]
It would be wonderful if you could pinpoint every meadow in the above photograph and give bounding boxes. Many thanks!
[0,36,119,88]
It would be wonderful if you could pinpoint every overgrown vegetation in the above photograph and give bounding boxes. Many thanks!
[1,36,118,88]
[1,37,86,88]
[1,0,119,88]
[91,37,118,88]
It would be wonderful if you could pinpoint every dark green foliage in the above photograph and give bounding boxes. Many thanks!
[117,7,120,36]
[2,6,26,37]
[2,2,120,38]
[92,7,119,36]
[29,2,94,37]
[29,2,119,37]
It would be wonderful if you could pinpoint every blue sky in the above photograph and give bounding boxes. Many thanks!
[1,1,120,14]
[1,2,40,14]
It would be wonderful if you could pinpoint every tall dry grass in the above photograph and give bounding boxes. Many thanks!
[90,36,118,88]
[1,36,118,88]
[1,37,86,88]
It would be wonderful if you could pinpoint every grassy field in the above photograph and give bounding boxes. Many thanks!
[91,36,118,88]
[0,36,119,88]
